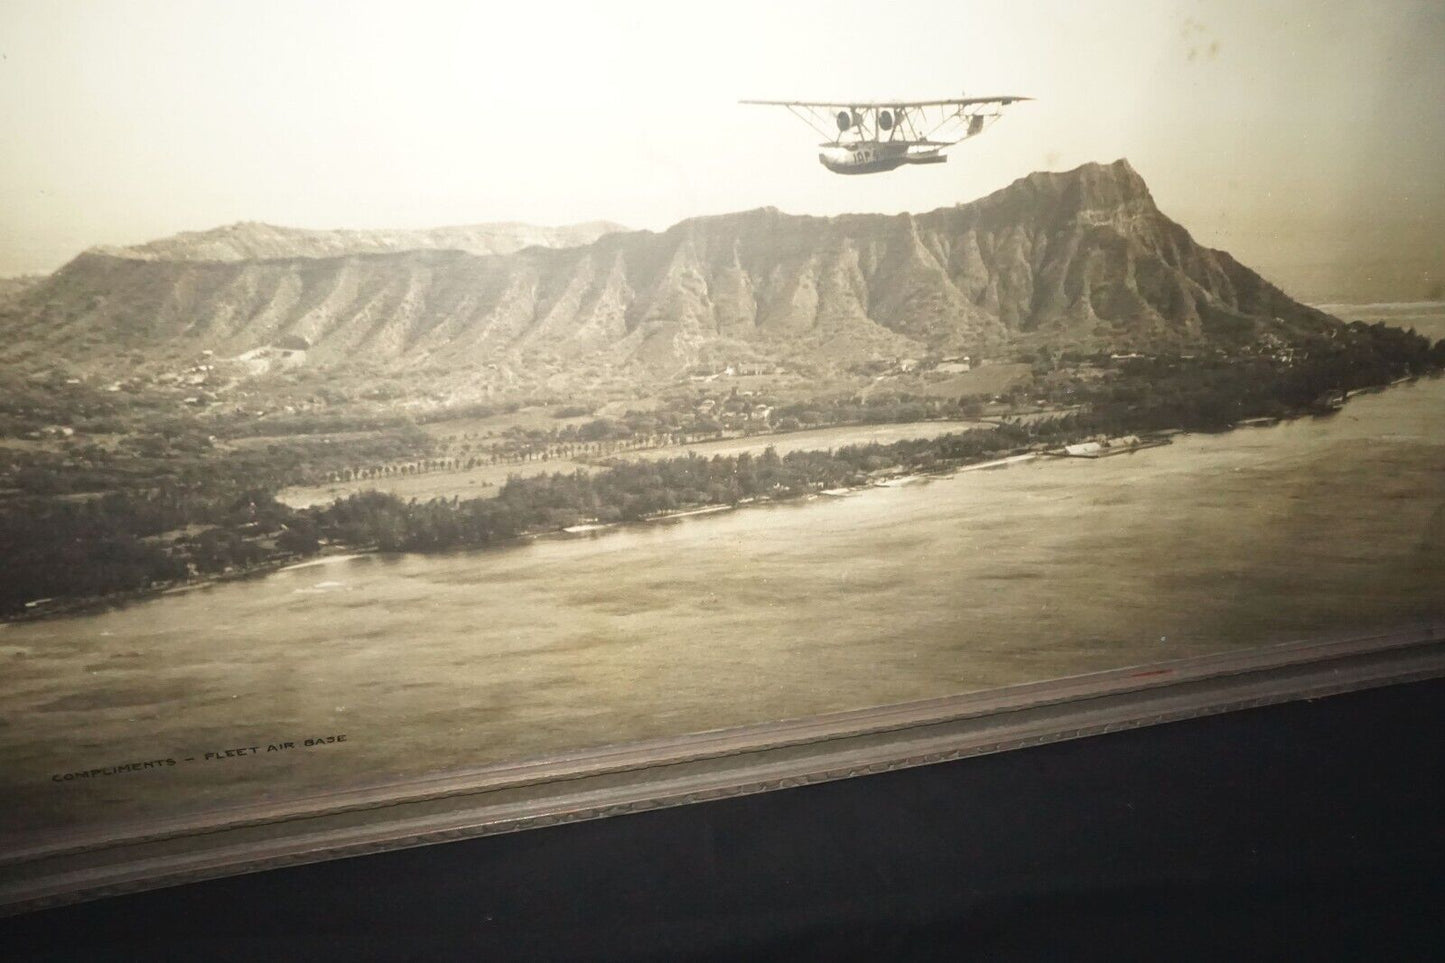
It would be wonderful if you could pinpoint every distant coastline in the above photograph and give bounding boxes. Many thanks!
[1311,300,1445,310]
[0,378,1412,626]
[4,313,1442,622]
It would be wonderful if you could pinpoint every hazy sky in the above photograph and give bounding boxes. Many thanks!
[1,0,1441,295]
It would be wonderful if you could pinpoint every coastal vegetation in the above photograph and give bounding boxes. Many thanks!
[2,321,1441,617]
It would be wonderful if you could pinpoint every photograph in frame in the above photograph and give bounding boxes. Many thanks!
[0,0,1442,908]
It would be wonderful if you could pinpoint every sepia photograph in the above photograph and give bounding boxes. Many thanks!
[1,0,1442,916]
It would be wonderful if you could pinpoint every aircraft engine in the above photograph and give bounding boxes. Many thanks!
[836,110,852,131]
[878,110,894,130]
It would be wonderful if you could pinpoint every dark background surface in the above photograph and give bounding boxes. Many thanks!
[5,678,1443,961]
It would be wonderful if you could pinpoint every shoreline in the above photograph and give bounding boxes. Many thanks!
[0,382,1421,626]
[0,439,1121,626]
[5,556,311,626]
[3,451,1034,625]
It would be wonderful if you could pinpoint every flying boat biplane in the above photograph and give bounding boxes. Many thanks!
[741,95,1031,174]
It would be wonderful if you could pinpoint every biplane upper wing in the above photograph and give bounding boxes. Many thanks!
[739,96,1032,107]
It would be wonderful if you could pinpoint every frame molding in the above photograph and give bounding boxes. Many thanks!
[3,623,1441,915]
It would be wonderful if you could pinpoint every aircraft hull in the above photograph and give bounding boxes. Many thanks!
[819,154,909,175]
[818,143,947,175]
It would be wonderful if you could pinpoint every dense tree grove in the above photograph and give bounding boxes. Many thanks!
[0,427,433,498]
[0,487,286,610]
[1050,323,1445,434]
[304,424,1029,555]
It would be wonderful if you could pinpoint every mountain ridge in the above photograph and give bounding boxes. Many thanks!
[91,219,630,263]
[1,160,1339,384]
